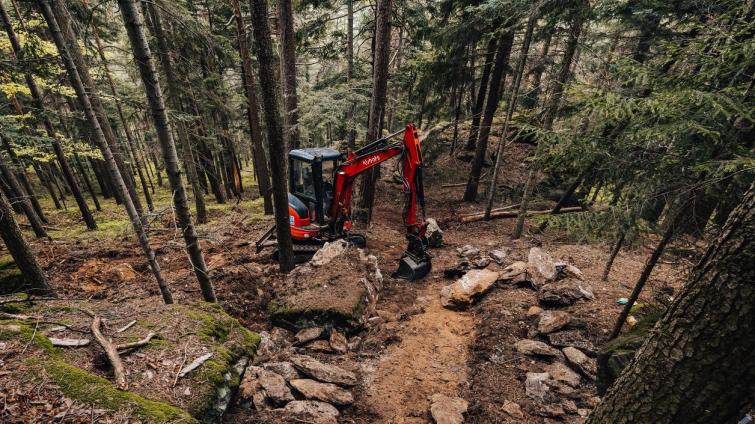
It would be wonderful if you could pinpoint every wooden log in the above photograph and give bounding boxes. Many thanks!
[91,316,127,390]
[461,206,584,223]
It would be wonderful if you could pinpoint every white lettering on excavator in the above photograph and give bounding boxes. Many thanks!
[362,155,381,166]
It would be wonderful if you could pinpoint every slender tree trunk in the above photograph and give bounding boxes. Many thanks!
[463,30,514,202]
[523,30,552,110]
[232,0,273,214]
[512,168,535,239]
[189,92,226,204]
[465,37,497,151]
[356,0,393,223]
[537,172,586,231]
[39,0,173,304]
[277,0,300,150]
[487,10,537,220]
[602,230,625,281]
[0,150,48,238]
[588,183,755,424]
[346,0,356,150]
[0,192,52,295]
[118,0,215,302]
[73,152,101,211]
[0,135,50,218]
[249,0,295,272]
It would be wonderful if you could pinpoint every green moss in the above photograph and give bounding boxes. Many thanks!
[0,320,57,354]
[45,360,196,423]
[0,258,27,295]
[0,293,30,314]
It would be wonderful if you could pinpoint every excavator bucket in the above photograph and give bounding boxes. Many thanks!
[393,252,432,281]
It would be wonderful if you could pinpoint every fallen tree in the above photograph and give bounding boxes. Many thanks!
[460,206,584,223]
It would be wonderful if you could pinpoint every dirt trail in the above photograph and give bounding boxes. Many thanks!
[361,280,475,423]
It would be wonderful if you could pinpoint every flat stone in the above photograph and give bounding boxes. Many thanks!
[537,310,571,334]
[526,306,544,318]
[474,257,491,269]
[295,327,325,345]
[502,400,524,418]
[499,261,528,280]
[489,249,508,265]
[525,372,551,401]
[440,269,500,309]
[261,362,301,381]
[547,330,596,354]
[426,218,443,248]
[528,247,557,285]
[291,355,358,386]
[563,347,596,380]
[429,393,468,424]
[305,340,334,352]
[538,280,594,307]
[562,399,578,414]
[283,400,339,424]
[515,339,563,359]
[546,362,581,387]
[257,369,295,406]
[290,379,354,406]
[537,404,565,418]
[329,330,348,354]
[555,262,584,281]
[456,244,480,258]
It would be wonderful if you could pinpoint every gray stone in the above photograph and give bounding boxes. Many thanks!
[283,400,339,424]
[257,369,295,406]
[547,330,596,354]
[262,362,301,381]
[291,355,358,386]
[295,327,325,345]
[426,218,443,248]
[528,247,557,285]
[290,379,354,406]
[499,261,528,280]
[474,257,491,268]
[456,244,480,258]
[546,362,581,387]
[515,339,563,359]
[440,268,500,309]
[537,310,571,334]
[538,280,594,307]
[502,400,524,418]
[525,372,551,401]
[429,393,468,424]
[537,404,565,418]
[329,330,348,354]
[489,249,508,265]
[310,239,348,266]
[563,347,596,380]
[555,262,584,281]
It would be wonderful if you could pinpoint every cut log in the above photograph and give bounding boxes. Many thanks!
[461,206,584,223]
[91,316,128,390]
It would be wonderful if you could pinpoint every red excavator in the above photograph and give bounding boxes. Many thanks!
[256,123,431,280]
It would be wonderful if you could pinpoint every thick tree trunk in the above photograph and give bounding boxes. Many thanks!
[465,37,497,151]
[588,183,755,424]
[463,30,514,202]
[118,0,215,302]
[277,0,300,150]
[232,0,273,214]
[39,0,173,304]
[356,0,393,223]
[346,0,356,150]
[0,192,52,295]
[249,0,295,272]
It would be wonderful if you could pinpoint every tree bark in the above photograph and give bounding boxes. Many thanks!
[0,192,52,295]
[38,0,173,304]
[357,0,393,223]
[588,183,755,424]
[463,30,514,202]
[601,230,625,281]
[232,0,273,214]
[249,0,295,272]
[0,149,48,238]
[346,0,356,150]
[277,0,300,150]
[118,0,215,302]
[465,37,497,151]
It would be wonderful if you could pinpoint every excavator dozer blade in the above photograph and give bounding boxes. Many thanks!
[393,253,432,281]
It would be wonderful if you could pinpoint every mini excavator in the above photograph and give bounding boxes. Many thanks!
[256,123,432,280]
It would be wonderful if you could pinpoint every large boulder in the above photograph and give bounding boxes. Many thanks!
[440,269,500,309]
[429,393,468,424]
[290,355,358,386]
[290,379,354,406]
[538,280,594,307]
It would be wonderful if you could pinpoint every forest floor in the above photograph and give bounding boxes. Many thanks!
[1,130,696,423]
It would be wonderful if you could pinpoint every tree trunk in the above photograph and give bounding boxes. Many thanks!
[0,191,52,295]
[465,37,497,151]
[189,92,226,204]
[73,152,101,211]
[486,10,537,219]
[232,0,273,214]
[249,0,294,272]
[0,149,48,238]
[587,183,755,424]
[463,30,514,202]
[346,0,356,150]
[39,0,173,304]
[118,0,215,302]
[601,230,625,281]
[512,168,535,239]
[523,30,552,110]
[277,0,300,150]
[356,0,393,224]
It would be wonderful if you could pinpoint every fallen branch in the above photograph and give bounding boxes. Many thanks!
[461,206,584,223]
[116,320,137,334]
[178,352,213,378]
[115,333,156,351]
[49,337,90,347]
[91,316,128,390]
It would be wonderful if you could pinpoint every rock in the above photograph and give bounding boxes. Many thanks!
[262,362,301,381]
[537,404,565,418]
[440,268,500,309]
[329,330,348,354]
[555,262,584,281]
[502,400,524,419]
[291,355,358,386]
[499,261,528,280]
[547,330,596,354]
[538,280,594,307]
[290,379,354,406]
[295,327,325,345]
[474,257,491,269]
[515,339,563,359]
[489,249,508,265]
[258,369,295,406]
[562,399,578,414]
[255,328,292,363]
[525,372,551,401]
[376,309,399,322]
[305,340,334,352]
[310,239,348,266]
[528,247,557,285]
[526,306,544,318]
[546,362,581,387]
[563,347,596,380]
[429,393,468,424]
[283,400,339,424]
[239,366,263,401]
[456,244,480,258]
[537,310,571,334]
[347,336,362,351]
[578,408,591,417]
[426,218,443,248]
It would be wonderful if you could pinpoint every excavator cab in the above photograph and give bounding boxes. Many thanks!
[288,148,344,236]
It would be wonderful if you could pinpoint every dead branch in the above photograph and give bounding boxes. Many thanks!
[178,352,213,378]
[116,320,137,334]
[460,206,584,223]
[49,337,90,347]
[115,333,156,351]
[91,316,128,390]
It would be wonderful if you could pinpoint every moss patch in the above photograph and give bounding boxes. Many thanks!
[0,256,28,295]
